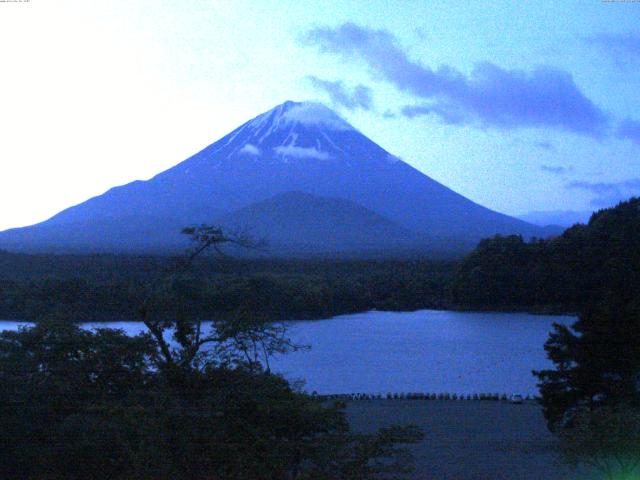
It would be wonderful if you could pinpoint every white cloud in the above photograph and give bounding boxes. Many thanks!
[282,102,354,131]
[273,145,331,160]
[239,143,261,155]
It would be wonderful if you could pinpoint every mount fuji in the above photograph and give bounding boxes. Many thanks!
[0,101,555,256]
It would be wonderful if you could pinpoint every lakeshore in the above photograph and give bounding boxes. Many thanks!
[0,309,575,396]
[347,400,595,480]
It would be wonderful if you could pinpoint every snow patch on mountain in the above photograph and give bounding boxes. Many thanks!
[282,131,299,147]
[239,143,261,155]
[273,145,331,160]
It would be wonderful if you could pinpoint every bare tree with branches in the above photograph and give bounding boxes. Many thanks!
[136,225,301,374]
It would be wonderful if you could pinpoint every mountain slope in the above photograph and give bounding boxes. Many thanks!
[0,101,550,255]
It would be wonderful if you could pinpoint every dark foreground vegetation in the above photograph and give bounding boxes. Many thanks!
[453,197,640,479]
[530,199,640,479]
[0,227,423,479]
[0,318,423,480]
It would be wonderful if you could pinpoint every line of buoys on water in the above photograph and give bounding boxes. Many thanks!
[311,392,535,403]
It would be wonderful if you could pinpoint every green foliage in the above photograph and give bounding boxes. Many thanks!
[0,317,422,479]
[451,197,640,312]
[535,298,640,429]
[0,318,154,479]
[556,405,640,479]
[528,199,640,477]
[528,199,640,426]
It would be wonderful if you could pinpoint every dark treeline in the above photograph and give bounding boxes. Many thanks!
[0,254,454,321]
[451,198,640,313]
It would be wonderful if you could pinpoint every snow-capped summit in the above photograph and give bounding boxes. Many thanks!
[246,101,355,135]
[0,101,555,255]
[192,100,372,165]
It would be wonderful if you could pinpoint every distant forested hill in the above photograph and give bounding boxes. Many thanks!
[450,198,640,312]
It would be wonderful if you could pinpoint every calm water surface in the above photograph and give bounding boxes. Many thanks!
[0,309,574,396]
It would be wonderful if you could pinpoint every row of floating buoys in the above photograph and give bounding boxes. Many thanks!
[312,392,534,402]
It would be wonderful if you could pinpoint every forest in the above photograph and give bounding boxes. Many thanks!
[451,197,640,313]
[0,253,454,322]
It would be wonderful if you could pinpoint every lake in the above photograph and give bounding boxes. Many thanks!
[0,309,574,396]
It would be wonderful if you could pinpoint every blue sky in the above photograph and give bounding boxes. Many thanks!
[1,0,639,230]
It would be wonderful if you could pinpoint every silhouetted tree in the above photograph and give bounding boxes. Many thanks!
[535,297,640,429]
[532,199,640,477]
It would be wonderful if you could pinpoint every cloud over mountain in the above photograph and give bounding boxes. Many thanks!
[273,145,331,160]
[239,144,261,155]
[306,76,373,111]
[302,23,610,137]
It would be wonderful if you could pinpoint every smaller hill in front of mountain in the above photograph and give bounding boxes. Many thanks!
[215,191,424,256]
